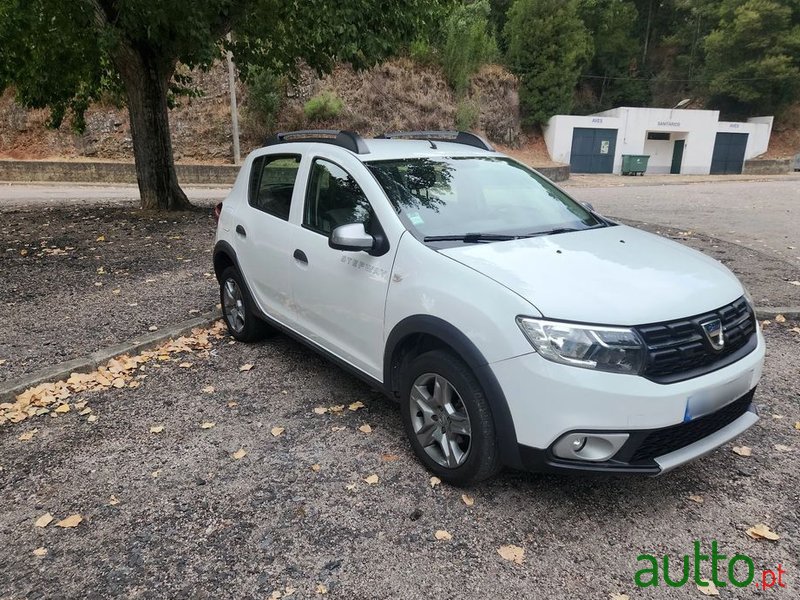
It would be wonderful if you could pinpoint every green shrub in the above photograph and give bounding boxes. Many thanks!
[504,0,591,126]
[246,66,284,127]
[303,91,344,121]
[441,0,499,96]
[409,38,436,65]
[455,97,480,130]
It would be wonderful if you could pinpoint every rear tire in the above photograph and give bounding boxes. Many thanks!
[219,266,270,342]
[400,350,501,485]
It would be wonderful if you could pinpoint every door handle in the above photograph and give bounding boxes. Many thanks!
[235,224,247,237]
[293,249,308,264]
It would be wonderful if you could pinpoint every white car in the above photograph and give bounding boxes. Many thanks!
[213,130,764,485]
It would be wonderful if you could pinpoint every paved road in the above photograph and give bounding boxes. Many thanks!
[566,178,800,266]
[0,183,227,208]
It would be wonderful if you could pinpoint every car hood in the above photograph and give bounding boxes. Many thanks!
[439,225,744,325]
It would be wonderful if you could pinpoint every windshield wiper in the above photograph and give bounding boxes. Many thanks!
[522,227,582,237]
[423,233,520,243]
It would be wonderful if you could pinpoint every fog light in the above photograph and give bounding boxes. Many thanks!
[552,432,630,462]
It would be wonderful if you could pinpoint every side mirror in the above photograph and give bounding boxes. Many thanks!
[329,222,375,252]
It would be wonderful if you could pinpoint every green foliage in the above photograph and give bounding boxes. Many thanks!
[247,66,284,126]
[704,0,800,115]
[455,97,480,129]
[304,91,344,121]
[504,0,592,125]
[409,38,437,65]
[441,1,499,96]
[576,0,650,111]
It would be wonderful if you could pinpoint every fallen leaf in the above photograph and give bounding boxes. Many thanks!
[311,464,321,472]
[56,514,83,528]
[33,547,48,557]
[200,421,216,429]
[87,415,99,423]
[789,280,800,286]
[345,482,357,490]
[96,235,105,242]
[227,401,238,408]
[109,495,120,506]
[271,426,285,437]
[178,362,193,369]
[795,421,800,430]
[429,476,441,488]
[112,288,121,295]
[151,470,160,478]
[329,405,345,413]
[148,325,158,332]
[34,513,54,528]
[313,406,328,415]
[349,401,365,411]
[745,523,780,541]
[497,544,525,564]
[364,474,379,485]
[232,448,247,460]
[20,248,28,256]
[149,425,164,434]
[775,314,786,323]
[239,363,254,372]
[202,385,215,394]
[688,495,704,504]
[434,529,452,541]
[358,424,372,434]
[761,320,771,327]
[79,408,92,416]
[609,594,630,600]
[774,444,792,452]
[732,446,752,457]
[461,494,475,506]
[381,453,399,462]
[697,580,719,596]
[331,426,345,432]
[791,327,800,335]
[18,428,38,441]
[54,404,70,414]
[316,584,328,595]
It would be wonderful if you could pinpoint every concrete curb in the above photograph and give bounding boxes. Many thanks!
[755,306,800,320]
[1,305,797,402]
[0,310,222,402]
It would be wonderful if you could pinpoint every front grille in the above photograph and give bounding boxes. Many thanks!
[636,296,756,383]
[628,389,755,463]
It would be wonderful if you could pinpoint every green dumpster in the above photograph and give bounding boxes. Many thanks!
[621,154,650,176]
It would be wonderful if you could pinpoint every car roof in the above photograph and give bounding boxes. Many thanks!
[356,139,501,162]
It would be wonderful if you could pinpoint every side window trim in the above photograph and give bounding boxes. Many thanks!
[302,156,374,237]
[248,153,301,221]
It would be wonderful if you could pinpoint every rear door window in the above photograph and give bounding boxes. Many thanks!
[248,155,301,220]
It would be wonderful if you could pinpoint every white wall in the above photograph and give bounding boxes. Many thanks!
[543,114,622,166]
[545,107,774,175]
[717,117,773,159]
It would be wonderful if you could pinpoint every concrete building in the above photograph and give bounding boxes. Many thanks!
[543,107,773,175]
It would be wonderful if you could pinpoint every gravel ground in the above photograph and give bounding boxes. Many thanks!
[0,316,798,599]
[0,205,218,382]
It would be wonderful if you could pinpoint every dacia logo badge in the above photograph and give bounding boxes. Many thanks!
[701,318,725,351]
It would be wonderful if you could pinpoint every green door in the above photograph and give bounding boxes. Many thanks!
[670,140,685,174]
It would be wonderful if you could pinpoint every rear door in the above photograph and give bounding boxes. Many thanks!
[570,128,617,173]
[288,157,396,379]
[235,153,302,325]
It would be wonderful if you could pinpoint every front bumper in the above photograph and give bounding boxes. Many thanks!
[491,329,765,474]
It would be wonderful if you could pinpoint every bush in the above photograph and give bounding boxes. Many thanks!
[441,1,499,96]
[303,91,344,121]
[409,38,436,66]
[504,0,591,126]
[455,97,480,130]
[246,66,284,128]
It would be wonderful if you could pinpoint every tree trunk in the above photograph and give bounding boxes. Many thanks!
[116,50,191,211]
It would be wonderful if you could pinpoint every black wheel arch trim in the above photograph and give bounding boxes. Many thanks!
[384,315,522,469]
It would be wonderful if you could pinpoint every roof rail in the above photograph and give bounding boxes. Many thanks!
[376,130,494,151]
[264,130,370,154]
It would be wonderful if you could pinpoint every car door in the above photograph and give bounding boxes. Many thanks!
[234,153,302,326]
[289,157,395,380]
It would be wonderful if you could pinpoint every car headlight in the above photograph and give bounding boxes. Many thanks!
[516,317,646,374]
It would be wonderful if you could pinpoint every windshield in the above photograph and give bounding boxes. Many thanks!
[366,157,605,241]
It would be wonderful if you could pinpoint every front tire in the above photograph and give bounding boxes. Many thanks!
[219,266,269,342]
[401,350,501,485]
